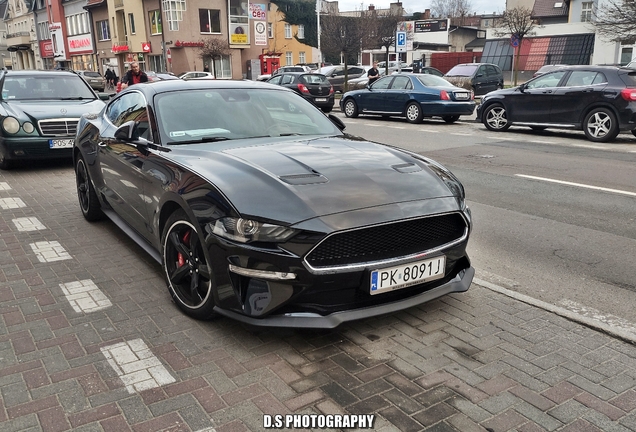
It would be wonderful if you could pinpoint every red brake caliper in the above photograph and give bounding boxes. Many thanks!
[177,230,191,267]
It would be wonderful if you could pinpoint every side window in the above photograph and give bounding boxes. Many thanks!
[372,76,393,89]
[281,75,294,85]
[350,67,364,75]
[592,72,608,85]
[268,76,282,85]
[106,98,124,124]
[111,92,147,127]
[477,66,487,77]
[526,71,567,89]
[390,76,412,90]
[486,65,498,76]
[565,71,598,87]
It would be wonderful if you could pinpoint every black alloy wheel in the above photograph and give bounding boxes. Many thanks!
[162,210,215,319]
[343,99,359,118]
[483,103,511,131]
[443,115,460,124]
[76,156,104,221]
[583,108,619,143]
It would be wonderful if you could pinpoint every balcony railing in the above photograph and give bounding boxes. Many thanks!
[6,32,31,47]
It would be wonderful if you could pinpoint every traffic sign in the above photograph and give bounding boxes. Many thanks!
[396,31,407,53]
[510,34,520,47]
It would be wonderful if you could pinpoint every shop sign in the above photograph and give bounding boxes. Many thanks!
[174,40,205,48]
[414,19,448,33]
[249,4,266,20]
[254,21,267,46]
[230,23,248,45]
[49,22,67,61]
[112,44,130,53]
[142,42,151,53]
[68,34,94,54]
[39,40,54,58]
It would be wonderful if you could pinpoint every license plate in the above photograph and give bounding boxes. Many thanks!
[454,92,470,100]
[370,256,445,295]
[49,139,74,149]
[315,98,328,102]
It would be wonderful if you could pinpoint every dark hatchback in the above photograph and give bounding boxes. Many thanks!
[477,65,636,142]
[267,72,335,112]
[73,80,473,328]
[340,73,475,124]
[444,63,504,96]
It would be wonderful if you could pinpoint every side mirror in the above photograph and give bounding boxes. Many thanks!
[99,93,111,101]
[519,83,527,92]
[328,114,346,131]
[476,73,484,77]
[114,120,140,142]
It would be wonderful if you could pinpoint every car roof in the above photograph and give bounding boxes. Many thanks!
[1,69,79,77]
[118,78,288,98]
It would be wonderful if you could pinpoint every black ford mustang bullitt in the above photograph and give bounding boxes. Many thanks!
[73,79,473,328]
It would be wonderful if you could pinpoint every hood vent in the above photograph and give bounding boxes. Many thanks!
[279,173,328,185]
[392,163,422,174]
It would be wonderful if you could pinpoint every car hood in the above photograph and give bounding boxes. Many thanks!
[165,136,459,225]
[0,99,105,120]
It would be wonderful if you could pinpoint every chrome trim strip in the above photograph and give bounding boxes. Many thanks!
[302,211,469,275]
[229,264,296,280]
[515,122,575,128]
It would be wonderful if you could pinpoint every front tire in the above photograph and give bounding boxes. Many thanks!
[343,99,358,118]
[405,102,423,123]
[443,115,460,124]
[162,210,216,320]
[76,155,104,221]
[483,103,511,131]
[583,108,619,142]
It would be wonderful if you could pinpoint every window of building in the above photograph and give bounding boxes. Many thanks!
[298,24,304,39]
[299,51,305,64]
[285,23,292,38]
[149,10,162,35]
[199,9,221,33]
[213,55,232,79]
[129,13,136,34]
[65,12,89,36]
[285,51,292,65]
[268,22,273,38]
[149,55,165,73]
[96,20,110,41]
[163,0,187,31]
[38,22,50,40]
[581,2,593,22]
[621,47,633,66]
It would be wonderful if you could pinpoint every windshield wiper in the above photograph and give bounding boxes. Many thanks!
[61,97,95,100]
[167,136,232,145]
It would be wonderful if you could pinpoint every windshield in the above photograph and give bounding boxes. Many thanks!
[2,76,96,100]
[84,71,102,78]
[445,65,479,77]
[155,88,342,145]
[301,74,329,84]
[418,75,455,87]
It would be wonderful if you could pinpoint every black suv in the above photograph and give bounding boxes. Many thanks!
[444,63,504,96]
[267,72,334,112]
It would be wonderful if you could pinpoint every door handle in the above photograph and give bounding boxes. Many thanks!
[98,141,107,147]
[542,90,552,94]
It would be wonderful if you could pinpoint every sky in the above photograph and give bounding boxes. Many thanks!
[335,0,506,16]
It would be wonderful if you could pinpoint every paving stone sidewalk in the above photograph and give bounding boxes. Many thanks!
[1,165,636,432]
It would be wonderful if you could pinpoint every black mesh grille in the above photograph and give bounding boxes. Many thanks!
[38,119,79,136]
[306,213,466,268]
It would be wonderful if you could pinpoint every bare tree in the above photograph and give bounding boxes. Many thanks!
[430,0,473,19]
[595,0,636,43]
[362,10,405,75]
[198,37,231,77]
[494,7,535,85]
[320,14,373,91]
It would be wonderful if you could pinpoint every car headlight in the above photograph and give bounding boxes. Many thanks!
[22,121,34,133]
[2,117,20,134]
[211,217,298,243]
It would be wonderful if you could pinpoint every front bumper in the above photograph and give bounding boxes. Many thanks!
[213,267,474,328]
[0,137,73,161]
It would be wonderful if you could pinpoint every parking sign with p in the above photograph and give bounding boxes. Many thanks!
[396,31,407,53]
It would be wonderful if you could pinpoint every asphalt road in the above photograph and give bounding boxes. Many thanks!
[332,110,636,330]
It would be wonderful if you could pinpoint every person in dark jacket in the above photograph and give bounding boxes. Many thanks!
[120,62,148,90]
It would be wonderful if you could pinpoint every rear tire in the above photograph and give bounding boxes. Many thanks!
[583,108,619,142]
[162,210,216,320]
[343,99,358,118]
[443,115,460,124]
[75,155,104,221]
[322,107,333,113]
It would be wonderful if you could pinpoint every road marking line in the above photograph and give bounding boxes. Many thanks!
[30,241,72,262]
[0,197,26,209]
[570,144,607,150]
[630,150,636,153]
[516,174,636,197]
[60,280,112,313]
[487,136,505,140]
[364,123,382,127]
[474,277,636,344]
[0,182,11,191]
[388,126,405,129]
[529,140,555,144]
[101,339,176,394]
[419,129,439,133]
[451,133,472,136]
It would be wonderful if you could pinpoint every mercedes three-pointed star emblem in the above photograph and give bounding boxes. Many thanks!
[60,108,67,114]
